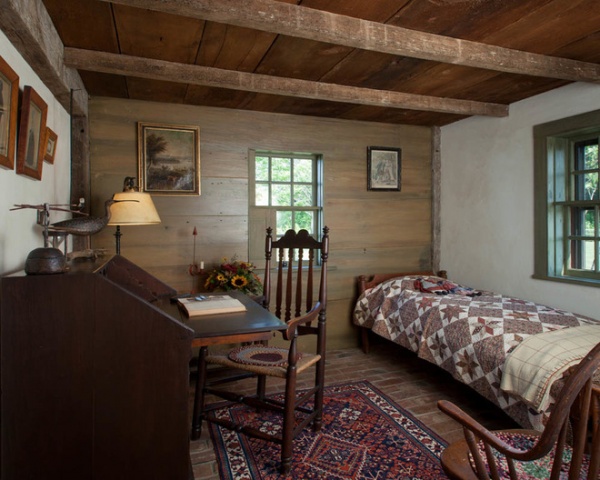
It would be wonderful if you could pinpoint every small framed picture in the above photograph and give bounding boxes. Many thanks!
[138,122,200,195]
[0,56,19,170]
[44,127,58,163]
[16,86,48,180]
[367,146,401,191]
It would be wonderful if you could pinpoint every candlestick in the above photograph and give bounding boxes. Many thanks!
[188,227,204,293]
[192,227,197,265]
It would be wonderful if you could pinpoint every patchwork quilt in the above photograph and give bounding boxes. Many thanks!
[353,275,600,430]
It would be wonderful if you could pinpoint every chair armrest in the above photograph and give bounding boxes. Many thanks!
[437,400,532,458]
[282,303,322,341]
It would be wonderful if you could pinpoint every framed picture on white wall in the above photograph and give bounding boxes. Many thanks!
[16,86,47,180]
[44,127,58,164]
[0,56,19,170]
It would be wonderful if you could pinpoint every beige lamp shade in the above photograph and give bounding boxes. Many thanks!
[107,192,161,226]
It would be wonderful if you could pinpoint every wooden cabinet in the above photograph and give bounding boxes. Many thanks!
[0,256,194,479]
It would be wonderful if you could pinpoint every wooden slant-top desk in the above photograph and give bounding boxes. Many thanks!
[0,255,284,480]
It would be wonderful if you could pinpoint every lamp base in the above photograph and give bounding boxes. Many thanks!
[114,225,122,255]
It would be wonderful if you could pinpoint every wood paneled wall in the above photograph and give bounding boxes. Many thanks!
[89,97,432,349]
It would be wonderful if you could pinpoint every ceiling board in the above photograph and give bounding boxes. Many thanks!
[185,85,260,110]
[113,5,205,63]
[43,0,119,52]
[479,0,600,52]
[194,23,277,71]
[388,0,555,40]
[255,36,354,80]
[301,0,409,22]
[79,71,129,98]
[125,77,189,104]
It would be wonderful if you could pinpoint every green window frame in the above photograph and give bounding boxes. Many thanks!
[248,150,323,264]
[534,109,600,286]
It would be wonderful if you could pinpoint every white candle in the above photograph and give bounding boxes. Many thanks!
[200,261,204,270]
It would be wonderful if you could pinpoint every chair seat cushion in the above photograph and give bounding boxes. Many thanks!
[470,431,591,479]
[228,345,301,367]
[207,347,320,378]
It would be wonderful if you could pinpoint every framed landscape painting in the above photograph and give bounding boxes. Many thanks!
[367,146,401,191]
[16,86,48,180]
[0,56,19,170]
[138,122,200,195]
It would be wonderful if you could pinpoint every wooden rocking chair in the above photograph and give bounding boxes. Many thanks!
[194,226,329,474]
[437,342,600,480]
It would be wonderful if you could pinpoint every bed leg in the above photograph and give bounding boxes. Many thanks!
[360,327,370,354]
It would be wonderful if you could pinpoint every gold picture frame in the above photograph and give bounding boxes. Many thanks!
[44,127,58,164]
[137,122,200,195]
[16,86,47,180]
[0,56,19,170]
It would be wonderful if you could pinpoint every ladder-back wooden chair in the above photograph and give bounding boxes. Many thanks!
[195,226,329,474]
[438,342,600,480]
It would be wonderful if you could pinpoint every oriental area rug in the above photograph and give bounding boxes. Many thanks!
[208,380,448,479]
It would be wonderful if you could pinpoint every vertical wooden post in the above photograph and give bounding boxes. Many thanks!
[431,126,441,273]
[70,112,90,251]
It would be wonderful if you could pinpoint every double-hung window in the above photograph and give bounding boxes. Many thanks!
[534,110,600,285]
[248,150,323,264]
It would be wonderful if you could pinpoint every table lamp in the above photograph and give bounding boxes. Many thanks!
[107,177,161,254]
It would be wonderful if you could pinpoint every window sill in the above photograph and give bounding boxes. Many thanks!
[532,273,600,288]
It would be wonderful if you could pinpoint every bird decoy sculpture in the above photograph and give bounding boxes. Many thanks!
[11,202,87,248]
[48,198,131,236]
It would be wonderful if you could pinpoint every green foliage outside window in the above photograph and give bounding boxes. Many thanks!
[584,145,598,234]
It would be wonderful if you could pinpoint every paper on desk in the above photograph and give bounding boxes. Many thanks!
[178,295,246,317]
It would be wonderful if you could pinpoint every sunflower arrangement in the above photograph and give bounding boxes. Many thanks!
[203,256,263,295]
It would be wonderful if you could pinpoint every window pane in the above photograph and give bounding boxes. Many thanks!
[569,207,594,236]
[255,156,269,181]
[584,172,599,200]
[293,184,313,206]
[276,211,292,236]
[294,210,314,233]
[584,144,598,170]
[294,158,313,182]
[272,157,291,182]
[570,239,596,270]
[575,140,598,171]
[255,183,269,206]
[573,172,599,201]
[272,184,291,206]
[584,209,596,236]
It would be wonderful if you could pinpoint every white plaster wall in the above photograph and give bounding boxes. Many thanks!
[440,82,600,319]
[0,29,72,274]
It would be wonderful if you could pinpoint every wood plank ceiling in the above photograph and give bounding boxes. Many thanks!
[42,0,600,126]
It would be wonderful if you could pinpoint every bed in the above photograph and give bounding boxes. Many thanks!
[353,271,600,431]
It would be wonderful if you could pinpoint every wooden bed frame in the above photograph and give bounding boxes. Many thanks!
[356,270,446,354]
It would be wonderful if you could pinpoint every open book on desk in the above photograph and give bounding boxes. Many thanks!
[178,294,247,317]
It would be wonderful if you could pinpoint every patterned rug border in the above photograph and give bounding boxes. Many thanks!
[207,379,448,479]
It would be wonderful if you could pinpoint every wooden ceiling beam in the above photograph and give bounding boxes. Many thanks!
[64,48,508,117]
[0,0,88,116]
[102,0,600,84]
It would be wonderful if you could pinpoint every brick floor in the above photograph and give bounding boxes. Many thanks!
[189,340,517,479]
